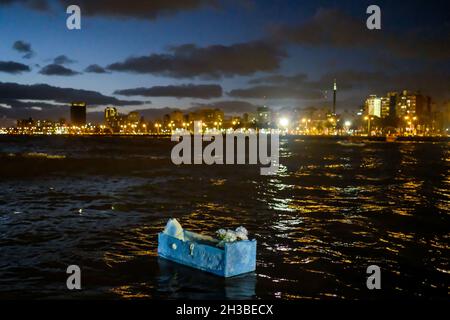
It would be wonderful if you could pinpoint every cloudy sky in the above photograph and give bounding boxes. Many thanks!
[0,0,449,124]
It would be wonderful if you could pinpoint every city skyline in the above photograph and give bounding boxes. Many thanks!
[0,1,449,305]
[0,0,449,127]
[6,86,447,138]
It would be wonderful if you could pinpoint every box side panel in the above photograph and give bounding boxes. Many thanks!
[158,233,225,277]
[224,240,257,277]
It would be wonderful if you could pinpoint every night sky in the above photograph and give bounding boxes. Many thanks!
[0,0,449,124]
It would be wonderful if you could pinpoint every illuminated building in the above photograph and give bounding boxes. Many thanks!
[168,110,185,124]
[363,90,438,134]
[227,116,242,129]
[105,107,118,122]
[127,111,141,125]
[395,91,433,132]
[395,91,429,117]
[17,118,35,128]
[8,97,445,136]
[365,95,381,118]
[256,106,272,128]
[103,107,146,134]
[366,92,407,119]
[187,108,224,128]
[104,106,120,132]
[397,91,415,117]
[70,102,87,126]
[295,106,335,135]
[381,97,390,118]
[385,92,399,119]
[15,118,69,135]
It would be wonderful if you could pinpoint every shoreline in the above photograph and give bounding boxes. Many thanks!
[0,134,449,142]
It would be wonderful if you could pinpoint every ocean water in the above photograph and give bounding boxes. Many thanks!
[0,136,448,300]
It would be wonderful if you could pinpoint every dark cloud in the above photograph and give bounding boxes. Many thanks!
[12,40,32,53]
[12,40,35,59]
[231,71,325,100]
[274,8,450,60]
[0,0,216,19]
[190,100,260,114]
[39,64,80,76]
[0,100,69,123]
[232,70,390,100]
[0,0,48,11]
[377,71,450,101]
[250,71,385,91]
[107,41,286,79]
[246,68,450,103]
[0,82,145,106]
[122,101,261,121]
[0,100,120,124]
[316,71,385,91]
[0,61,31,74]
[0,99,61,110]
[248,73,308,85]
[115,84,222,99]
[126,107,181,121]
[53,55,76,65]
[59,0,217,19]
[228,85,324,100]
[84,64,110,74]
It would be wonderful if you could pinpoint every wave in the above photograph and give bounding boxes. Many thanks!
[8,152,67,160]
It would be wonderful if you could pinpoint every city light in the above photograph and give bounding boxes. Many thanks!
[279,118,289,128]
[4,91,448,137]
[0,1,448,305]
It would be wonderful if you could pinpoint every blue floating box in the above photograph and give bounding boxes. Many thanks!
[158,231,256,278]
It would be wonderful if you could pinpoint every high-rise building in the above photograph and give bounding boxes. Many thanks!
[381,97,390,118]
[105,106,119,130]
[104,107,146,133]
[395,90,432,120]
[105,106,118,121]
[365,91,433,130]
[70,102,87,126]
[386,92,399,119]
[365,95,381,118]
[397,91,414,117]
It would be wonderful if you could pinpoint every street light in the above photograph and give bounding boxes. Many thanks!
[364,116,372,136]
[154,123,161,134]
[279,117,289,128]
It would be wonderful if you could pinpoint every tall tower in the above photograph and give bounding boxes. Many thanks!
[333,79,337,115]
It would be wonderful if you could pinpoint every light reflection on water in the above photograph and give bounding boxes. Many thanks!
[0,136,448,300]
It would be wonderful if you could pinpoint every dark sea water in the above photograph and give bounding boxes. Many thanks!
[0,136,448,300]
